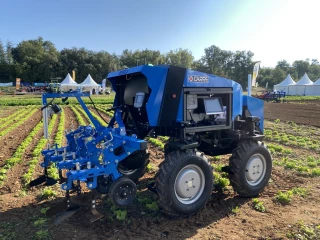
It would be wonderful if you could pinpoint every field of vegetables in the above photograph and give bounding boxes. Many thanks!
[0,95,319,240]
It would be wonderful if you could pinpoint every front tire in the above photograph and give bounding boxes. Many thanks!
[155,149,213,217]
[229,140,272,197]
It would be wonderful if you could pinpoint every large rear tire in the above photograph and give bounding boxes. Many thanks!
[155,149,213,217]
[229,140,272,197]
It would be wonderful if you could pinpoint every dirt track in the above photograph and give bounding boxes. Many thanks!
[264,100,320,127]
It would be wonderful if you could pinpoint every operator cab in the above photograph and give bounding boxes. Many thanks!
[114,73,150,138]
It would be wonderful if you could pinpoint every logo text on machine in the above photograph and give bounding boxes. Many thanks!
[188,75,209,83]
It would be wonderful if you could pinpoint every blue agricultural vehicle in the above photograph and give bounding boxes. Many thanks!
[30,65,272,223]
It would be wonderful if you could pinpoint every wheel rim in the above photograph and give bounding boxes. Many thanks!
[113,182,136,206]
[118,165,138,175]
[245,153,267,186]
[174,164,205,205]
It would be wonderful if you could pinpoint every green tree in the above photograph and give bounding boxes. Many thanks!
[308,64,320,81]
[12,37,59,82]
[276,60,290,70]
[165,48,194,68]
[271,68,286,87]
[311,59,319,65]
[201,45,233,78]
[0,40,6,64]
[292,60,310,78]
[256,67,274,89]
[231,50,254,86]
[5,41,14,65]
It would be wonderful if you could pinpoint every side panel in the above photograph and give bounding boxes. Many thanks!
[242,95,264,133]
[157,66,186,126]
[142,67,169,126]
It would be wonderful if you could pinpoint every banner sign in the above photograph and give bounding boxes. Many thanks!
[34,83,47,86]
[16,78,21,90]
[0,82,13,86]
[252,62,261,87]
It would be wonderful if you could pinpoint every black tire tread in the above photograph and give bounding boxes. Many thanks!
[155,149,212,217]
[229,140,272,197]
[109,178,137,208]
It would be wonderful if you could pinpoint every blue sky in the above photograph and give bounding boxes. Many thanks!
[0,0,319,67]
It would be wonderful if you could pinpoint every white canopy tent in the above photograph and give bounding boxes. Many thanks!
[80,74,100,94]
[60,73,79,91]
[305,78,320,96]
[273,74,295,94]
[288,73,313,95]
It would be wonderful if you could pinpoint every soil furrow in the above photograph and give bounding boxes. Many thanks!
[31,113,60,191]
[62,106,79,145]
[0,110,41,167]
[73,106,90,125]
[0,123,44,195]
[265,101,320,127]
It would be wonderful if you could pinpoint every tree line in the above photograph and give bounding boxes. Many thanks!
[0,37,319,88]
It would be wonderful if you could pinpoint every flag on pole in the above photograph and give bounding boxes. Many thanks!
[72,70,76,80]
[252,62,260,87]
[16,78,21,90]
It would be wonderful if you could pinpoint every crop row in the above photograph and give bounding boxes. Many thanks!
[285,96,320,101]
[70,106,86,126]
[266,119,320,139]
[146,137,165,149]
[0,108,38,137]
[55,109,65,147]
[94,105,114,118]
[274,156,320,177]
[47,111,65,180]
[0,96,114,106]
[0,107,28,125]
[0,119,43,185]
[23,114,58,185]
[0,106,35,130]
[266,143,320,177]
[265,129,319,151]
[74,105,108,127]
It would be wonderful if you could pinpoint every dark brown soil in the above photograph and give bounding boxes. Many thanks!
[265,101,320,127]
[63,106,79,144]
[0,123,44,195]
[0,110,41,167]
[0,107,18,119]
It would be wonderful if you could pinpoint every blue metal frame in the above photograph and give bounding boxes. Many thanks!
[42,92,102,131]
[40,90,147,191]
